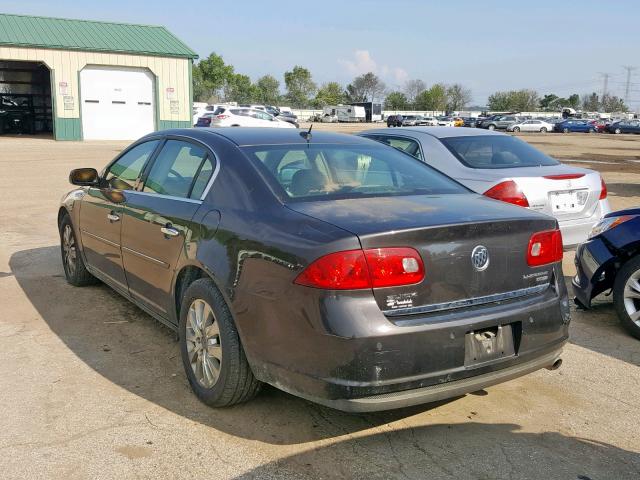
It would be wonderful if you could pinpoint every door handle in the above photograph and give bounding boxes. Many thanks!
[107,212,120,222]
[160,225,180,237]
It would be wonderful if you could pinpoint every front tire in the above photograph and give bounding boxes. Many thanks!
[615,128,621,134]
[179,278,262,407]
[59,214,97,287]
[487,124,496,131]
[613,256,640,340]
[563,128,569,133]
[512,126,520,132]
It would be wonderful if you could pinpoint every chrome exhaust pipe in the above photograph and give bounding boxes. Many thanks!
[546,358,563,371]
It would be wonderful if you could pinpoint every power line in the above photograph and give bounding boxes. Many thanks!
[598,72,609,98]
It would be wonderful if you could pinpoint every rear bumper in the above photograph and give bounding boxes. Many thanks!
[292,345,564,412]
[558,199,610,247]
[243,267,570,412]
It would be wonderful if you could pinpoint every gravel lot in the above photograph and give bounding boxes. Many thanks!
[1,131,639,479]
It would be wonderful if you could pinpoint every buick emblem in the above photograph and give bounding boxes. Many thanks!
[471,245,490,271]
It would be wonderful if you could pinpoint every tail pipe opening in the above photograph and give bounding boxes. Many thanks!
[546,358,563,371]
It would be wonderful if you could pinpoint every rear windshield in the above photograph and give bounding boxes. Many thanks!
[242,143,467,201]
[440,135,559,169]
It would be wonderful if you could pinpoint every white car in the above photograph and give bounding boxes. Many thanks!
[196,107,294,129]
[437,117,455,127]
[507,119,555,133]
[359,127,610,246]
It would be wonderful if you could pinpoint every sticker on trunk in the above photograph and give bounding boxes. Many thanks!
[385,292,418,309]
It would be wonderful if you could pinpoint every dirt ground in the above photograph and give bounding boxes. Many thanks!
[1,132,639,479]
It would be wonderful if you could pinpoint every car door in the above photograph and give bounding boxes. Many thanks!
[120,138,216,318]
[79,140,160,293]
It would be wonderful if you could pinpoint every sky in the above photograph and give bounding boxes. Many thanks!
[3,0,640,110]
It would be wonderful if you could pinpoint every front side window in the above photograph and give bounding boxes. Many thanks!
[143,140,210,198]
[104,140,159,190]
[242,143,465,201]
[440,135,560,169]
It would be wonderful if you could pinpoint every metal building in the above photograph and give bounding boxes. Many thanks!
[0,13,197,140]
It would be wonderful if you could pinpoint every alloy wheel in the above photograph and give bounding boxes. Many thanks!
[62,224,77,277]
[623,270,640,327]
[185,299,222,388]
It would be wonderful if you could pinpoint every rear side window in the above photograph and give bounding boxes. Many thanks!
[143,140,211,198]
[440,135,559,169]
[371,135,422,161]
[242,143,466,201]
[104,140,159,190]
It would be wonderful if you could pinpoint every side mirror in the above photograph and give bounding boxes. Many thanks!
[69,168,99,186]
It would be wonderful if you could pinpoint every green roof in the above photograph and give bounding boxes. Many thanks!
[0,13,198,59]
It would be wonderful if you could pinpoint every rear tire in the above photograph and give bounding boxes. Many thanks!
[488,124,496,131]
[540,127,548,133]
[613,256,640,340]
[179,278,262,407]
[59,214,98,287]
[563,127,569,133]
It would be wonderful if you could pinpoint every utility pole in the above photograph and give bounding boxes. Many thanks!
[623,66,636,104]
[598,72,609,99]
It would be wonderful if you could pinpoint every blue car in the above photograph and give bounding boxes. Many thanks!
[554,119,597,133]
[573,208,640,339]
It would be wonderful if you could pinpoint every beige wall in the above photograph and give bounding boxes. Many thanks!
[0,46,191,123]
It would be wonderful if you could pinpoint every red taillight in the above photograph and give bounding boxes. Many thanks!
[294,247,424,290]
[599,176,607,200]
[216,114,230,120]
[364,247,425,288]
[543,174,585,180]
[527,229,563,267]
[484,180,529,207]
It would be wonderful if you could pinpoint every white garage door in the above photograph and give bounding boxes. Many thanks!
[80,67,155,140]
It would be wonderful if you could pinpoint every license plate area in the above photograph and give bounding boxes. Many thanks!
[549,189,588,213]
[464,323,519,367]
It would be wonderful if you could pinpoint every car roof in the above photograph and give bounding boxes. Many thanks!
[361,126,506,139]
[154,127,375,146]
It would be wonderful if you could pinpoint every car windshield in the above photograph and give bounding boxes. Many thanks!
[440,135,559,169]
[242,143,467,201]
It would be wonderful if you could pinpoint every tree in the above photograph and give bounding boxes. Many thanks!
[567,94,580,109]
[312,82,345,108]
[284,66,316,107]
[223,73,257,103]
[193,52,234,102]
[384,91,408,110]
[403,79,426,106]
[415,83,447,111]
[601,94,628,113]
[581,92,600,111]
[345,72,386,103]
[539,94,560,111]
[446,83,472,111]
[487,89,539,111]
[255,75,280,105]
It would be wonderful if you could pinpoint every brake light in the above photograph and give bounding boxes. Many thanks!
[527,229,563,267]
[294,247,424,290]
[484,180,529,207]
[216,114,230,120]
[599,176,607,200]
[543,174,585,180]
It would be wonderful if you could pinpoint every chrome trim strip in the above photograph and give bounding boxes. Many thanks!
[122,246,170,269]
[127,190,203,204]
[383,283,550,317]
[80,230,120,248]
[199,156,221,200]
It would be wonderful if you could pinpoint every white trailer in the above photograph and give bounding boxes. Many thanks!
[321,105,366,123]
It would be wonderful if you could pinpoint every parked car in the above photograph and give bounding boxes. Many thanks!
[0,95,34,134]
[195,107,294,128]
[606,120,640,134]
[573,208,640,339]
[386,114,404,127]
[553,119,597,133]
[59,128,569,412]
[461,117,478,128]
[453,117,464,127]
[479,115,519,131]
[275,110,299,128]
[239,104,281,117]
[358,127,611,246]
[402,115,420,126]
[507,119,555,133]
[590,119,607,133]
[436,116,455,127]
[416,115,439,126]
